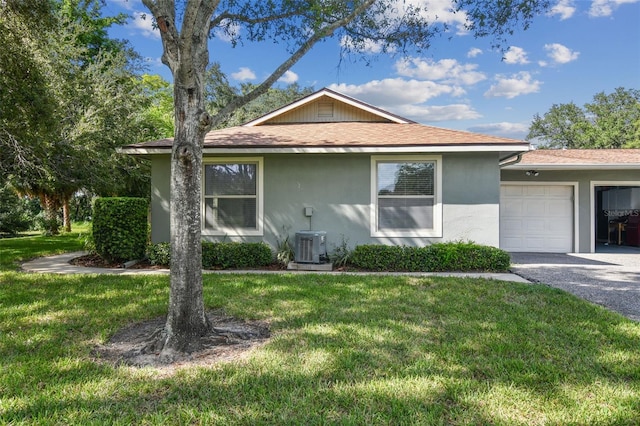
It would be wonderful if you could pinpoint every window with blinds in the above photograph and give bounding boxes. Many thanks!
[371,156,442,237]
[203,159,263,235]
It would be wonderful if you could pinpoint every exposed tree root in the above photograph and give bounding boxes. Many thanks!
[93,309,270,371]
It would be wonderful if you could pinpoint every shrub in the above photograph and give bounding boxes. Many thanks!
[33,211,61,236]
[147,242,170,266]
[330,235,352,268]
[275,233,295,268]
[350,242,510,272]
[202,242,273,269]
[0,184,33,235]
[147,241,273,269]
[92,197,148,262]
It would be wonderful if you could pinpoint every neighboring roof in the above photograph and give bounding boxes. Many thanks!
[121,122,528,155]
[119,87,529,156]
[505,149,640,170]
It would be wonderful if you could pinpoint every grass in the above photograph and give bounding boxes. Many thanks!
[1,231,639,424]
[0,222,90,271]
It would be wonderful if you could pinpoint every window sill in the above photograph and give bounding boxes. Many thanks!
[371,229,442,238]
[202,229,264,237]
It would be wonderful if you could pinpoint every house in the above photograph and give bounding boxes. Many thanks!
[120,88,640,255]
[500,149,640,253]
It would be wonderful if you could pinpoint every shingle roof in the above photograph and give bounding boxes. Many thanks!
[123,122,527,151]
[517,149,640,166]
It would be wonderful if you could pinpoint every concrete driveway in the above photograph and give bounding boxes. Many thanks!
[510,252,640,322]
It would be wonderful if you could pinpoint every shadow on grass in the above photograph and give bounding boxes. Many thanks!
[1,272,639,424]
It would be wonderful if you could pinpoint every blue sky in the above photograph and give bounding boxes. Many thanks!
[104,0,640,140]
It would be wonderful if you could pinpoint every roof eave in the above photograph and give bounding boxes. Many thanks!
[505,163,640,170]
[119,144,529,155]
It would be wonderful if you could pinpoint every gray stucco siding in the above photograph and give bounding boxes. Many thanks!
[149,152,502,251]
[150,155,171,244]
[500,169,640,252]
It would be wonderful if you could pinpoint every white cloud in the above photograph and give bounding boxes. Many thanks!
[544,43,580,64]
[107,0,140,11]
[484,72,542,99]
[328,78,479,122]
[589,0,640,17]
[394,104,482,121]
[394,57,486,85]
[548,0,577,20]
[213,19,242,43]
[128,11,159,39]
[339,35,394,54]
[467,122,530,139]
[467,47,483,58]
[278,70,299,84]
[329,79,460,107]
[420,0,470,33]
[231,67,256,81]
[503,46,529,65]
[387,0,470,34]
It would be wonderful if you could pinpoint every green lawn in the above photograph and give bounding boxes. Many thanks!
[1,233,639,424]
[0,223,90,271]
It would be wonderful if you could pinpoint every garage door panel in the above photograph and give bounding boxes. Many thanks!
[502,200,524,216]
[548,186,573,198]
[503,186,524,197]
[525,186,546,197]
[526,201,546,216]
[500,184,574,253]
[502,219,524,232]
[525,219,546,233]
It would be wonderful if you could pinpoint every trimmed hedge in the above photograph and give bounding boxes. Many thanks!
[202,242,273,269]
[147,241,273,270]
[92,197,148,262]
[350,241,511,272]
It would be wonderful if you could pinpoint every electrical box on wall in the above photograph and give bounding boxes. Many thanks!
[304,207,313,217]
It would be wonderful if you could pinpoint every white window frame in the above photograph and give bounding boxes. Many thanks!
[370,155,442,238]
[202,157,264,236]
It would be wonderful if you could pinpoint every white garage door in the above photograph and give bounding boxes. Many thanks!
[500,184,574,253]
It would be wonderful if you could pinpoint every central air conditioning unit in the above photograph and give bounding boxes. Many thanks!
[294,231,328,264]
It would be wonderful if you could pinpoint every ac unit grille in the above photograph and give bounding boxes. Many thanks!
[294,231,327,264]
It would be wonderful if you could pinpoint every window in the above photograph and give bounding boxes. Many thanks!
[371,155,442,237]
[203,158,263,235]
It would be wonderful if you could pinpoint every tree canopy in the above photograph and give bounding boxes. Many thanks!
[0,0,168,232]
[527,87,640,149]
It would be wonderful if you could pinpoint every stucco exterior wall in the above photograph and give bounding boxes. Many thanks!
[500,168,640,252]
[150,152,502,252]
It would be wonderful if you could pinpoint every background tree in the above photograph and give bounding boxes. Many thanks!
[527,87,640,149]
[140,0,553,359]
[0,0,58,181]
[1,0,160,233]
[205,63,314,128]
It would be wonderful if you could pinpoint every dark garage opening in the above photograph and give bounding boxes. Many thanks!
[595,185,640,252]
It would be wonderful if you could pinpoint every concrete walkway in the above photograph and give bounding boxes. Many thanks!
[20,251,530,283]
[510,252,640,322]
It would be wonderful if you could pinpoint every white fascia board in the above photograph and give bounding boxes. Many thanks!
[200,144,529,154]
[117,148,170,155]
[505,163,640,170]
[120,144,528,155]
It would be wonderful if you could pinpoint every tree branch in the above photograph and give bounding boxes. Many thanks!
[209,0,376,128]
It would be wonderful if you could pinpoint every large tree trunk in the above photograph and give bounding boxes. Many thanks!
[142,0,217,358]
